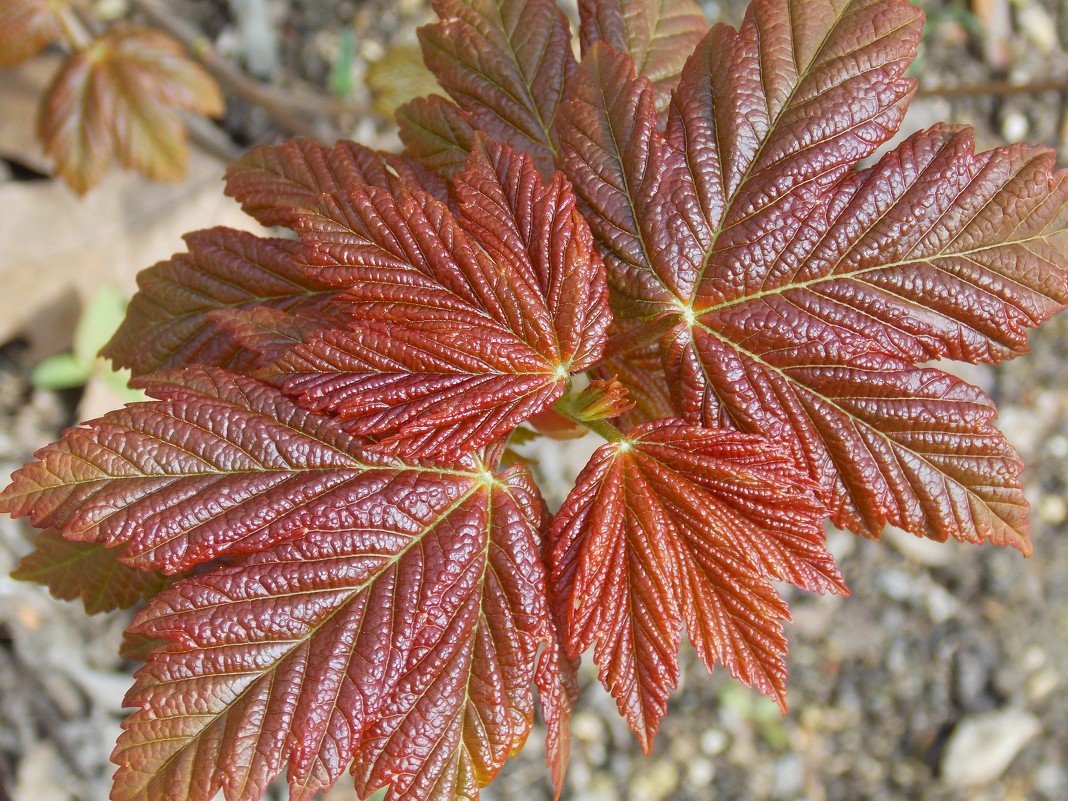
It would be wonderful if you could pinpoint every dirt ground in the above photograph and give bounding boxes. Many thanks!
[2,1,1068,800]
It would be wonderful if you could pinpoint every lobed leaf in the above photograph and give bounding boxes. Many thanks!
[577,0,708,112]
[549,420,842,750]
[38,27,223,193]
[224,138,449,228]
[397,95,477,178]
[102,228,342,376]
[0,369,403,573]
[663,0,921,299]
[266,143,609,459]
[0,0,63,66]
[563,0,1068,552]
[418,0,576,174]
[13,529,168,615]
[557,45,686,316]
[112,464,560,801]
[666,125,1068,553]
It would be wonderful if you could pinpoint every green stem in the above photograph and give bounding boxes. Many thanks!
[553,394,626,443]
[55,6,93,50]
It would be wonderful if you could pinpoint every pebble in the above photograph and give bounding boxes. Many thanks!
[1035,761,1068,798]
[1000,111,1031,144]
[875,567,915,602]
[699,728,729,756]
[1037,494,1067,525]
[630,760,679,801]
[941,709,1041,787]
[686,757,715,788]
[883,525,955,568]
[772,754,805,799]
[923,582,961,624]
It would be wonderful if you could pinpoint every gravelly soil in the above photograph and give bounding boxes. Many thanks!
[3,1,1068,800]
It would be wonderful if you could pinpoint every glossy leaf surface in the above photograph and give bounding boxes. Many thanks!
[1,369,569,801]
[397,95,477,178]
[103,228,341,376]
[268,144,609,459]
[224,138,449,227]
[4,0,1068,797]
[557,45,684,316]
[113,466,556,801]
[577,0,708,111]
[38,27,223,193]
[1,370,411,572]
[549,420,842,750]
[560,0,1068,552]
[418,0,576,173]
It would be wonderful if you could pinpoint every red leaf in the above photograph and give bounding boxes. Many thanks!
[109,460,558,801]
[224,138,449,228]
[38,27,223,193]
[0,369,407,572]
[12,529,168,615]
[0,0,63,67]
[102,228,342,376]
[557,45,687,316]
[397,94,477,178]
[549,420,841,750]
[267,144,609,459]
[418,0,576,174]
[577,0,708,112]
[561,1,1068,552]
[663,0,920,289]
[665,125,1068,553]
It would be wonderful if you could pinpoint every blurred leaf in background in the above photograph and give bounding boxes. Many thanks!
[365,43,440,118]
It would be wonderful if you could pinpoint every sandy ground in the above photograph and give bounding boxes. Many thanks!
[2,1,1068,800]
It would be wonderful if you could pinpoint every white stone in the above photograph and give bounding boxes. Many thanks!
[941,709,1041,787]
[884,525,955,568]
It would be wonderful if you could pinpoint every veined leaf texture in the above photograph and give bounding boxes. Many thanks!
[3,0,1067,799]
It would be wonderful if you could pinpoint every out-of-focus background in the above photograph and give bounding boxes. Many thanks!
[1,1,1068,799]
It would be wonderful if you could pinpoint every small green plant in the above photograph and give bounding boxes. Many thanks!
[31,286,143,402]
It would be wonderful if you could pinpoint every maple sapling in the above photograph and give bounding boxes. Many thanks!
[3,0,1068,799]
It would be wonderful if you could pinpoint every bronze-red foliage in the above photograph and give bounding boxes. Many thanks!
[3,1,1067,799]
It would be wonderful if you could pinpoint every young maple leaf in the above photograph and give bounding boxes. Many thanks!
[397,95,476,178]
[224,138,450,227]
[38,27,223,193]
[5,0,1068,798]
[550,420,844,749]
[261,142,609,459]
[576,0,708,112]
[558,1,1068,554]
[102,228,342,376]
[0,369,572,801]
[416,0,576,175]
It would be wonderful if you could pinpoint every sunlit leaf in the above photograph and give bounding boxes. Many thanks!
[549,420,842,749]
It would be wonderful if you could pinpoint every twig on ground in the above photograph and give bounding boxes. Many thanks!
[919,77,1068,99]
[129,0,364,142]
[182,113,244,163]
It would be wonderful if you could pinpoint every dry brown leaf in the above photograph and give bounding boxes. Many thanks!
[38,27,224,194]
[0,0,64,67]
